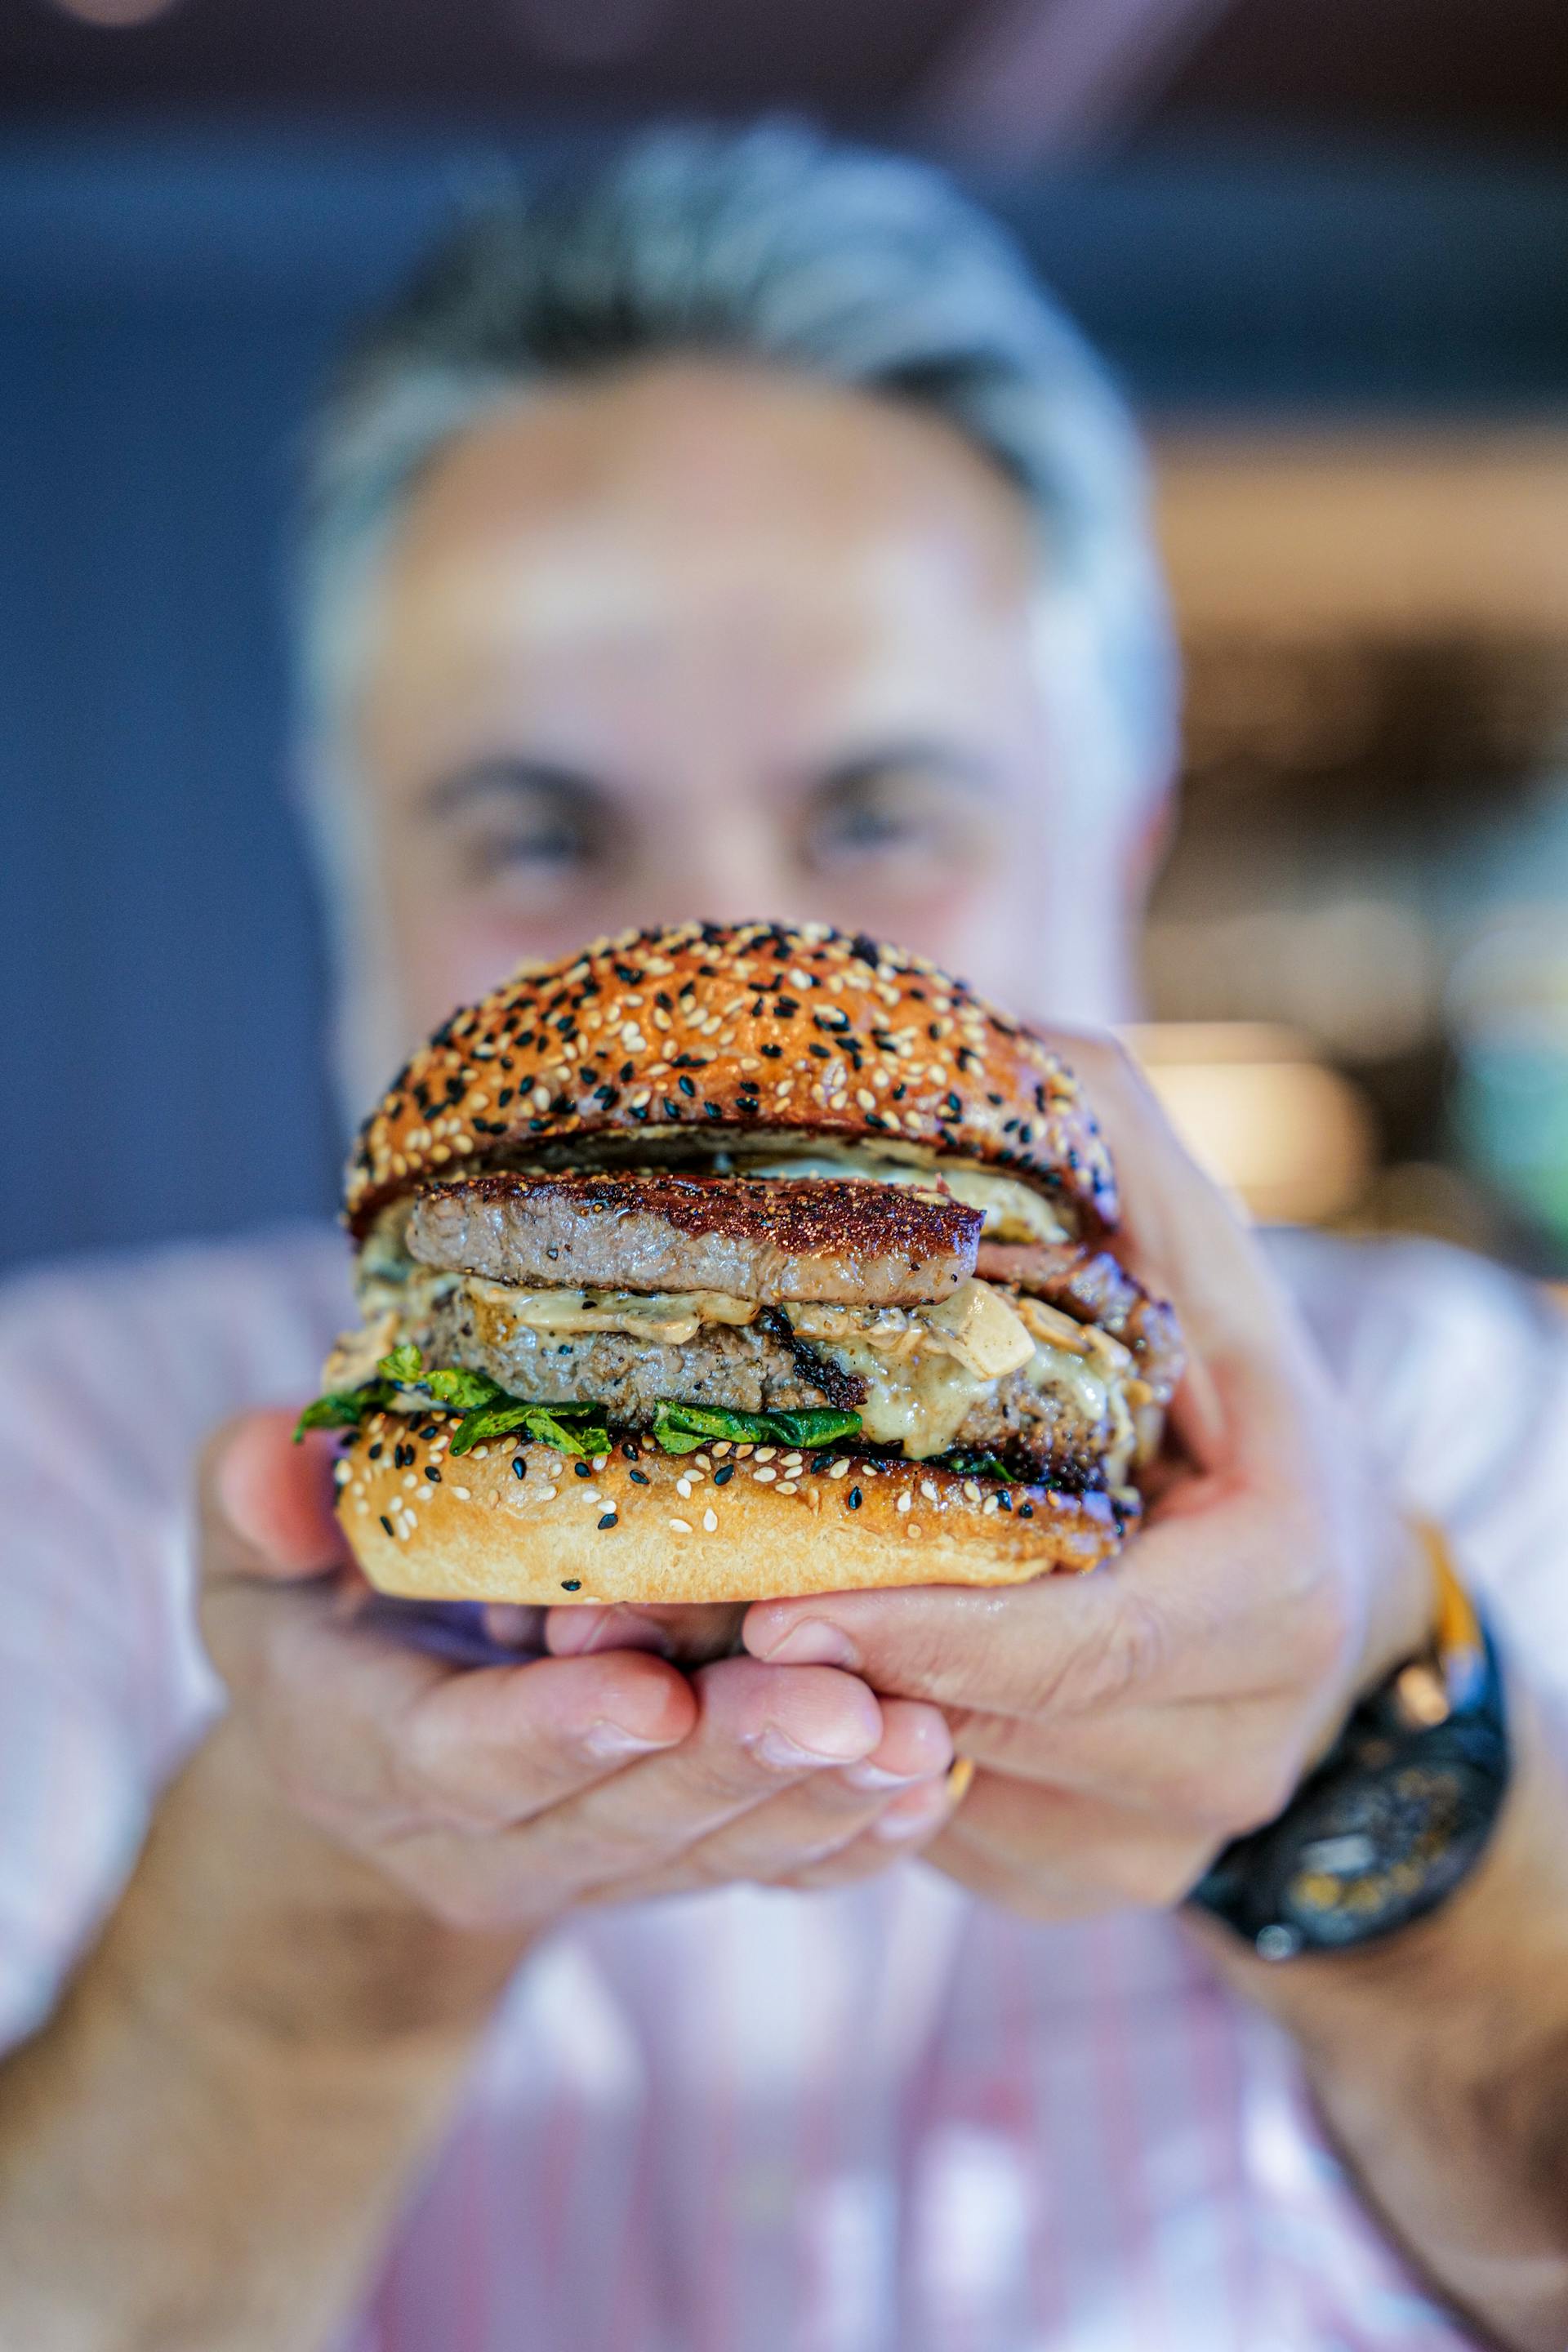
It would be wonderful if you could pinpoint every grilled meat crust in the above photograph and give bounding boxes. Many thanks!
[974,1241,1183,1403]
[412,1284,1102,1483]
[406,1170,982,1307]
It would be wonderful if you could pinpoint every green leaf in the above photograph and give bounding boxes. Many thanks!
[448,1399,610,1459]
[292,1390,377,1442]
[765,1408,863,1448]
[378,1342,425,1384]
[421,1365,505,1410]
[942,1449,1014,1486]
[652,1400,862,1455]
[520,1405,611,1458]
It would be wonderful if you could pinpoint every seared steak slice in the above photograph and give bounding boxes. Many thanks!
[407,1170,982,1307]
[974,1241,1183,1402]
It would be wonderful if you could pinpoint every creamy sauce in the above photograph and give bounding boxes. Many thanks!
[466,1279,759,1348]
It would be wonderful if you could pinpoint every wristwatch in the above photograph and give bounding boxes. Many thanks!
[1189,1528,1512,1958]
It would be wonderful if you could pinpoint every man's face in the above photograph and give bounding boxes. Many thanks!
[349,361,1152,1064]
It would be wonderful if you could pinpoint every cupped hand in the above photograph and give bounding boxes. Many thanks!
[198,1411,960,1940]
[735,1032,1433,1922]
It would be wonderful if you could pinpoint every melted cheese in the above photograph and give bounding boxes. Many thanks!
[466,1279,759,1348]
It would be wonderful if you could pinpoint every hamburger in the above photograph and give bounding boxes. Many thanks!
[301,920,1182,1605]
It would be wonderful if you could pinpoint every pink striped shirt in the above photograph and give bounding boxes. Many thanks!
[4,1223,1566,2350]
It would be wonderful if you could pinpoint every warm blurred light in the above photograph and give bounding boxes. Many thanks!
[1126,1023,1374,1224]
[50,0,180,20]
[510,0,669,64]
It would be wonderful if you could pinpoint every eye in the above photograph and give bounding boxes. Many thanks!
[803,757,990,875]
[425,761,618,893]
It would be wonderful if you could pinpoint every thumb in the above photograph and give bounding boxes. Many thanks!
[199,1408,348,1587]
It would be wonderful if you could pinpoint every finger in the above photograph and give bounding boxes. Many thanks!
[207,1567,694,1839]
[1037,1030,1318,1461]
[445,1658,882,1911]
[939,1690,1298,1836]
[200,1410,349,1588]
[744,1570,1151,1721]
[658,1757,960,1893]
[544,1599,746,1664]
[932,1769,1214,1920]
[399,1649,697,1829]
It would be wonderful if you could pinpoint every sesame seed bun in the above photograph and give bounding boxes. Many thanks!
[340,1415,1129,1606]
[345,920,1116,1240]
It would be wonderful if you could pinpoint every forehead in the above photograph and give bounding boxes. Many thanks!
[368,361,1039,681]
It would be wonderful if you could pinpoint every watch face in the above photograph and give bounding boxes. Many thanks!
[1191,1628,1510,1957]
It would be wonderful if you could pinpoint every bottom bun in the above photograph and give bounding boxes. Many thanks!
[336,1410,1133,1605]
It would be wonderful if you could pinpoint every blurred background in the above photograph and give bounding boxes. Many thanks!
[6,0,1568,1278]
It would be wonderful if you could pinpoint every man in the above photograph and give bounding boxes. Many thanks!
[2,126,1568,2352]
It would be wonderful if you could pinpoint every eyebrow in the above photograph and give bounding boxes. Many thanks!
[421,757,609,818]
[810,741,1001,797]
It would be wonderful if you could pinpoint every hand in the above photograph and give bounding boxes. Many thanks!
[198,1412,960,1942]
[737,1033,1433,1922]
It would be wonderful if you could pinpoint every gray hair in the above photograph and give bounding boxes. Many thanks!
[298,123,1178,1102]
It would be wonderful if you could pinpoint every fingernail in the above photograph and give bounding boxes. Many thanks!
[482,1604,543,1650]
[873,1784,953,1841]
[551,1609,674,1659]
[759,1620,859,1670]
[841,1761,934,1793]
[755,1724,864,1771]
[583,1722,672,1759]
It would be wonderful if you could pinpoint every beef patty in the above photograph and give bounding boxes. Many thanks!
[976,1241,1183,1402]
[406,1170,982,1308]
[412,1282,1102,1481]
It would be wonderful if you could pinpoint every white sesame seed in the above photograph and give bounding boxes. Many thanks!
[775,1480,799,1495]
[702,1508,719,1532]
[669,1517,693,1534]
[452,1486,472,1501]
[753,1467,777,1484]
[545,1458,563,1477]
[534,1484,558,1501]
[676,1477,693,1499]
[856,1089,876,1111]
[580,1491,599,1508]
[896,1492,911,1514]
[827,1458,850,1478]
[921,1480,939,1501]
[754,1447,777,1463]
[736,1443,755,1459]
[402,1472,418,1491]
[983,1494,1000,1515]
[963,1480,982,1503]
[403,1511,418,1531]
[711,1441,731,1456]
[591,1454,609,1472]
[354,1499,369,1515]
[693,1452,713,1470]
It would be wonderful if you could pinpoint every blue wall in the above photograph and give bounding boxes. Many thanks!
[6,127,1568,1274]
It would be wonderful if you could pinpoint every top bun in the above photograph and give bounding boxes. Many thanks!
[346,920,1116,1238]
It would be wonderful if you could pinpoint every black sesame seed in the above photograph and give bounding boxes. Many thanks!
[987,1091,1004,1107]
[662,1098,681,1119]
[574,1460,591,1478]
[562,1579,582,1591]
[368,1442,383,1461]
[713,1463,735,1486]
[998,1490,1013,1511]
[774,997,799,1018]
[598,1513,617,1530]
[621,1439,640,1461]
[760,1043,782,1058]
[614,963,640,984]
[425,1466,442,1483]
[420,1424,439,1441]
[512,1457,527,1480]
[945,1092,962,1117]
[1019,1502,1034,1518]
[619,1062,635,1082]
[379,1515,394,1537]
[628,1468,650,1485]
[847,1486,862,1509]
[678,1074,697,1096]
[808,1043,832,1059]
[703,1102,723,1118]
